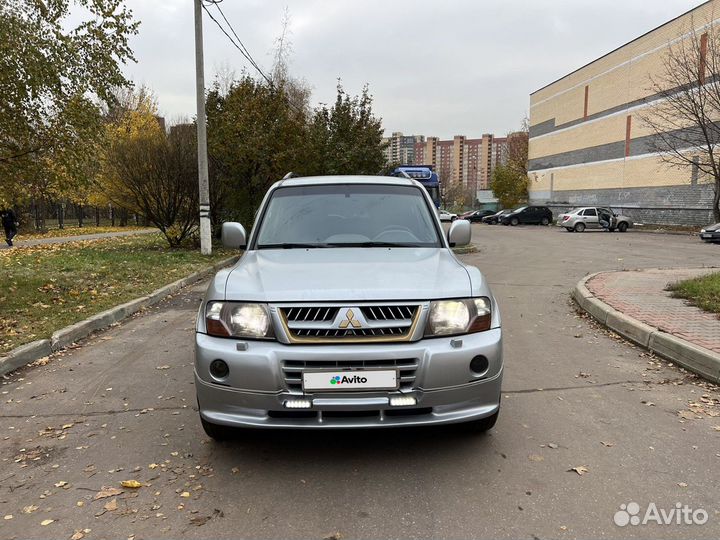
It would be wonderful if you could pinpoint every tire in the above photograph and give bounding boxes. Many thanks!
[463,410,499,434]
[541,217,550,226]
[618,222,628,232]
[565,227,574,232]
[574,222,586,233]
[510,218,519,226]
[609,227,616,232]
[200,416,234,441]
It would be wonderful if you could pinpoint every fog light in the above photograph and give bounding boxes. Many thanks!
[284,399,312,409]
[470,355,489,375]
[209,359,229,378]
[390,396,417,407]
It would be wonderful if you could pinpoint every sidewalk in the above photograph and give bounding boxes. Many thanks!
[574,267,720,383]
[0,228,157,250]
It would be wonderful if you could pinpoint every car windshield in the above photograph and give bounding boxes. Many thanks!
[255,183,442,248]
[513,206,527,213]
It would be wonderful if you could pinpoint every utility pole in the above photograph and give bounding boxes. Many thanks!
[194,0,212,255]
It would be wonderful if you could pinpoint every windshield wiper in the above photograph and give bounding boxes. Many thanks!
[257,243,328,249]
[326,241,425,248]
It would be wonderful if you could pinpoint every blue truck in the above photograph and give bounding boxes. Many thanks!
[390,166,441,208]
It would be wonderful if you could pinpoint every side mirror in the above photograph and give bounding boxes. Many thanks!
[221,222,246,249]
[448,219,471,247]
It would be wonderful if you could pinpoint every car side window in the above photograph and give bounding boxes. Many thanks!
[582,208,597,216]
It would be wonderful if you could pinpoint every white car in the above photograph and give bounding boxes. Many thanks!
[438,209,457,222]
[557,207,632,233]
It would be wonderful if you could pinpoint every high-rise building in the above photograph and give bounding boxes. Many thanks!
[382,132,425,165]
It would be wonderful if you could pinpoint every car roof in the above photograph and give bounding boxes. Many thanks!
[275,175,415,188]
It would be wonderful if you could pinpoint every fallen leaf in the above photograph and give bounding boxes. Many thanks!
[148,463,158,469]
[180,491,191,498]
[41,519,55,526]
[569,466,589,476]
[54,481,68,488]
[189,515,211,526]
[3,515,12,520]
[120,480,142,489]
[156,365,170,370]
[22,505,38,514]
[104,498,118,511]
[71,531,85,540]
[528,454,544,462]
[547,443,558,449]
[323,533,343,540]
[600,441,615,447]
[94,486,123,500]
[677,482,688,487]
[231,467,239,474]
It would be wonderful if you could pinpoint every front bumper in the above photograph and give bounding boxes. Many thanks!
[700,231,720,242]
[195,329,502,429]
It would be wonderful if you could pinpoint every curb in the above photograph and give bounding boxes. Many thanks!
[572,272,720,384]
[0,255,239,377]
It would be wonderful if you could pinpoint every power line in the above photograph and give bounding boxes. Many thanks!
[200,2,274,87]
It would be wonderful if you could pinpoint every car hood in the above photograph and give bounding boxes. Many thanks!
[703,223,720,231]
[223,248,473,302]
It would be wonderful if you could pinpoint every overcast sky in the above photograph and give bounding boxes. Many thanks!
[121,0,701,139]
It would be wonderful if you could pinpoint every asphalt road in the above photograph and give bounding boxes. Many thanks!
[1,225,719,539]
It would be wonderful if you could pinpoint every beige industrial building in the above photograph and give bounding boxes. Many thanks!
[528,0,717,225]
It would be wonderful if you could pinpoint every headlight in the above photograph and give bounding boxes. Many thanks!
[701,229,706,233]
[205,302,275,339]
[424,297,492,337]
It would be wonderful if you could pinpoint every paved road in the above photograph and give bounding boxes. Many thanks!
[1,226,719,539]
[0,229,157,250]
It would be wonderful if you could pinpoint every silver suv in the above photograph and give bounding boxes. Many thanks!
[195,176,502,438]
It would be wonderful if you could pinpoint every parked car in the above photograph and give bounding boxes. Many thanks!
[499,206,553,226]
[195,175,503,437]
[460,210,497,223]
[438,209,458,222]
[699,223,720,242]
[557,207,632,233]
[482,209,512,224]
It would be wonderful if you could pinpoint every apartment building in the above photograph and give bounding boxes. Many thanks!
[382,132,425,165]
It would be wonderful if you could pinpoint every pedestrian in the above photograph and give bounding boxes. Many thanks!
[1,207,18,247]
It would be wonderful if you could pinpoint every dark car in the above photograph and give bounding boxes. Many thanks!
[499,206,553,226]
[700,223,720,242]
[482,209,512,224]
[460,210,496,223]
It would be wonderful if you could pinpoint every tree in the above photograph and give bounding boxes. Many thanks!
[491,120,529,208]
[103,93,199,247]
[305,83,386,176]
[640,19,720,221]
[0,0,138,198]
[206,75,309,227]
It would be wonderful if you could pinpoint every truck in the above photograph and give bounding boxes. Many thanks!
[390,165,441,208]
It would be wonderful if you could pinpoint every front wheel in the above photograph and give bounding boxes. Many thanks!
[565,227,574,232]
[574,222,586,233]
[510,218,519,226]
[201,416,235,441]
[540,217,550,226]
[618,222,628,232]
[463,410,499,434]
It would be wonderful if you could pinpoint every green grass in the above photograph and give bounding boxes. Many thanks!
[668,272,720,315]
[0,234,233,354]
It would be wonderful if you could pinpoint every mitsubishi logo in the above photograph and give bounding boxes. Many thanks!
[338,309,362,329]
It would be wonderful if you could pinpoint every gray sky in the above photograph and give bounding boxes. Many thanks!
[121,0,701,139]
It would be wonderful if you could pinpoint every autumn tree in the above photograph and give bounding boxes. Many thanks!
[640,19,720,221]
[0,0,138,203]
[491,120,529,208]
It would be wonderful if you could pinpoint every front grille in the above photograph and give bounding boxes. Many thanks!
[278,304,420,343]
[281,358,419,393]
